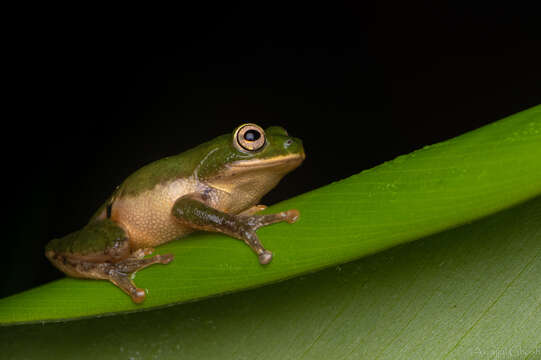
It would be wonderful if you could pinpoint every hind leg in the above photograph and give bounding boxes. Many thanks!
[45,219,174,303]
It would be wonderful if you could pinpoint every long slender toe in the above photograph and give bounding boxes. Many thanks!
[158,254,175,264]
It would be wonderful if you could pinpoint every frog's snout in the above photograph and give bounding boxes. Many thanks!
[283,136,305,158]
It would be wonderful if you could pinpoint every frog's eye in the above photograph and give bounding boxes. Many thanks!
[234,124,266,152]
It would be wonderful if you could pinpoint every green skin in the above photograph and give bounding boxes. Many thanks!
[45,124,305,303]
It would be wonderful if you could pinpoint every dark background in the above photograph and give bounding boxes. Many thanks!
[4,2,540,297]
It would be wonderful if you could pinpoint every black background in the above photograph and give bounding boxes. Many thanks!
[4,2,540,297]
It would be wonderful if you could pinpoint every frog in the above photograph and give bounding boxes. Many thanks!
[45,123,305,303]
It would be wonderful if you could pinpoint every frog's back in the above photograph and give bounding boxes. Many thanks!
[114,135,231,197]
[118,150,203,197]
[90,153,195,220]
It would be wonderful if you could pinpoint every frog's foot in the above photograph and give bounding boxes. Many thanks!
[107,252,174,303]
[46,249,174,303]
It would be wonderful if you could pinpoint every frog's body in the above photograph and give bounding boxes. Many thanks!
[46,124,305,303]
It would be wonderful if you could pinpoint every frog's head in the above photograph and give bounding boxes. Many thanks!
[229,123,305,171]
[198,123,305,201]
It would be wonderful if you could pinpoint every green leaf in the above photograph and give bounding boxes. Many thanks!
[2,193,540,359]
[1,105,540,326]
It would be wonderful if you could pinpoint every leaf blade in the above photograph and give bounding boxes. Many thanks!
[2,195,540,359]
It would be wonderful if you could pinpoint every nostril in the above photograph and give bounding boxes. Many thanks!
[284,139,293,147]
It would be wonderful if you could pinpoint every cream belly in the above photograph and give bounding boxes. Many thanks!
[111,178,204,249]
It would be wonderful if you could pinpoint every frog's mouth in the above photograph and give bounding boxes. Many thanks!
[229,153,305,170]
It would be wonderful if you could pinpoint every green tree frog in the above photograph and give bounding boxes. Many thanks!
[45,124,305,303]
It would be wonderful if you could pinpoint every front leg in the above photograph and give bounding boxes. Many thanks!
[172,194,299,264]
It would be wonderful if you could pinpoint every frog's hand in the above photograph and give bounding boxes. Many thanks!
[171,193,299,265]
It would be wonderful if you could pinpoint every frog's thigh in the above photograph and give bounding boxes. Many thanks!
[45,220,174,303]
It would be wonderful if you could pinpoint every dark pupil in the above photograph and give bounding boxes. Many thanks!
[244,129,261,141]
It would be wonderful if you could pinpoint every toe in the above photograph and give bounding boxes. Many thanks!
[285,209,300,223]
[258,250,273,265]
[131,288,147,303]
